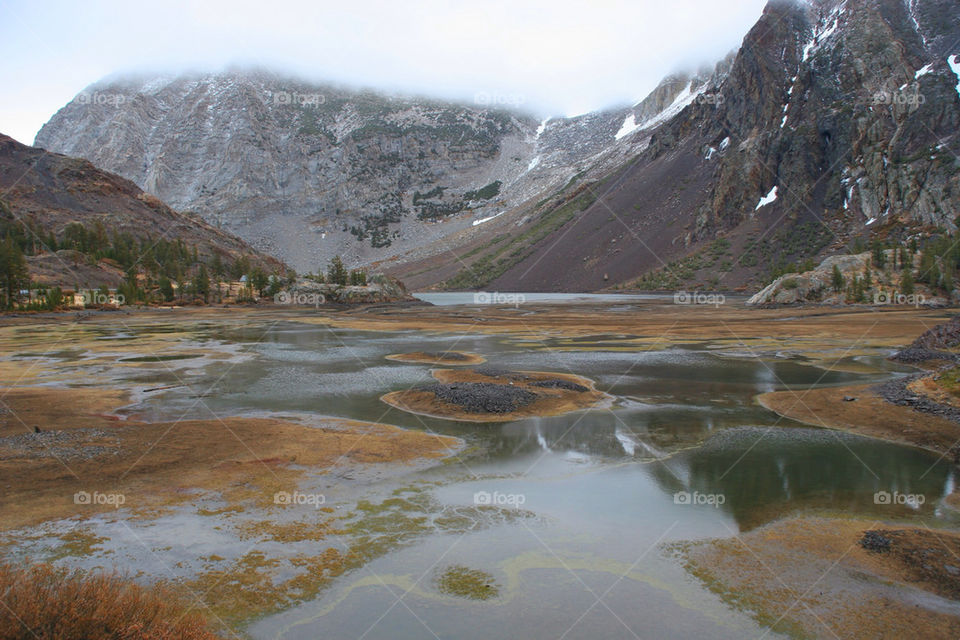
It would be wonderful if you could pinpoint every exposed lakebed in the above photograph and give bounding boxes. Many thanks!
[1,302,957,639]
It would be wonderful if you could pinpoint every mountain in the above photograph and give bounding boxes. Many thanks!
[34,0,960,292]
[393,0,960,292]
[33,64,728,276]
[0,133,284,288]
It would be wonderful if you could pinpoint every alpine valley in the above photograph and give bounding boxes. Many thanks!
[33,0,960,293]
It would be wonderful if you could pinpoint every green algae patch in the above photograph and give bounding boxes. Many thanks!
[435,565,499,600]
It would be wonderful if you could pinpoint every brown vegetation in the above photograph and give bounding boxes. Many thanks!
[0,561,220,640]
[757,383,960,455]
[0,386,461,531]
[680,517,960,639]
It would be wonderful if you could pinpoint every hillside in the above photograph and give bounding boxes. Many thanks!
[0,133,286,290]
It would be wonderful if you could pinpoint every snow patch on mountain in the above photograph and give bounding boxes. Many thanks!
[948,55,960,98]
[614,114,641,140]
[756,186,779,210]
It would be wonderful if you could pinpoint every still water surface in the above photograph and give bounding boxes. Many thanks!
[91,314,958,638]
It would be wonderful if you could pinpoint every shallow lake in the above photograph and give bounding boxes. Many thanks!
[90,314,956,639]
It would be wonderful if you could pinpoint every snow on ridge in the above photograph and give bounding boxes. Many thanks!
[473,211,505,226]
[614,114,641,140]
[915,63,933,79]
[906,0,928,48]
[613,81,706,142]
[755,186,779,210]
[637,82,704,132]
[802,3,844,63]
[536,118,549,138]
[948,55,960,98]
[526,155,541,172]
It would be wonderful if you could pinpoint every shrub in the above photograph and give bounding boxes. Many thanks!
[0,561,220,639]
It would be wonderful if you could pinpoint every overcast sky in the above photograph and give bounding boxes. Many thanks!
[1,0,767,146]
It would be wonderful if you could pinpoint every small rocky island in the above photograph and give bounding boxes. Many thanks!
[381,367,609,422]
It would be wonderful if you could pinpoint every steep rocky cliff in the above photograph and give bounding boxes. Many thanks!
[392,0,960,291]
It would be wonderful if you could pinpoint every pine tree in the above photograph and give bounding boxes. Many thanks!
[159,277,174,302]
[327,256,348,286]
[251,268,268,296]
[901,270,914,296]
[0,237,30,309]
[194,265,210,302]
[871,239,886,269]
[831,264,845,293]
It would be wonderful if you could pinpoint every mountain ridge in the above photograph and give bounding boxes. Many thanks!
[33,0,960,293]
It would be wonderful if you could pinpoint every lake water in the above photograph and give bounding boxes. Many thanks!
[99,317,957,639]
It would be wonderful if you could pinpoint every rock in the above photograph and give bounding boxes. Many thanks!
[283,275,415,305]
[747,253,871,305]
[891,316,960,364]
[860,530,892,552]
[842,396,857,402]
[422,382,537,414]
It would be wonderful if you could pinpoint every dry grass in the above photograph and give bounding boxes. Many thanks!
[757,383,960,455]
[381,368,609,422]
[0,561,220,639]
[680,517,960,639]
[0,386,462,531]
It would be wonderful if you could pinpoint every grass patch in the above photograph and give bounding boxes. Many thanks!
[435,565,499,600]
